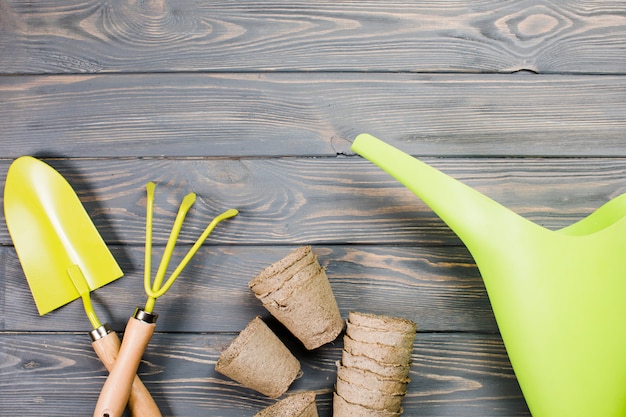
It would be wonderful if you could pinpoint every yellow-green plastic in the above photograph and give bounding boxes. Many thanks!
[142,182,238,313]
[4,156,123,316]
[351,133,626,416]
[67,264,102,328]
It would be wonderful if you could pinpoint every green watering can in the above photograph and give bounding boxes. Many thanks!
[351,133,626,416]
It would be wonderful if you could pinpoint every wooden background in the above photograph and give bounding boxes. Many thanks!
[1,1,625,416]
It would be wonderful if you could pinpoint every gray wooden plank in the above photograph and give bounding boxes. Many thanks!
[1,157,625,246]
[2,244,495,333]
[0,2,618,416]
[0,249,5,331]
[0,332,530,416]
[0,0,624,75]
[1,73,625,158]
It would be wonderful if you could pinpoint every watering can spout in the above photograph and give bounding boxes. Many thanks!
[351,133,533,257]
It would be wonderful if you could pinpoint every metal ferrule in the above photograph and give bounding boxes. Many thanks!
[133,307,158,324]
[89,323,113,341]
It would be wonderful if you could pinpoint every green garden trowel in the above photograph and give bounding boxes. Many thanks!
[4,156,161,416]
[351,133,626,416]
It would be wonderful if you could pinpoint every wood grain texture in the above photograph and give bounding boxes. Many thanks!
[0,0,624,75]
[1,245,495,333]
[1,73,626,158]
[1,0,624,415]
[1,157,625,246]
[0,332,530,416]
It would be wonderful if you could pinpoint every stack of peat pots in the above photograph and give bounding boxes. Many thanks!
[334,312,417,416]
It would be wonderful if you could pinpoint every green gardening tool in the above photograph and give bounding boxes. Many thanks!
[351,133,626,416]
[4,156,162,416]
[93,182,238,417]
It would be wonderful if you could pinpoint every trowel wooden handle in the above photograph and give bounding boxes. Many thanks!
[93,312,157,417]
[91,327,162,417]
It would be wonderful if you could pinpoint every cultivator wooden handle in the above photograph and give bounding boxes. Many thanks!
[93,312,157,417]
[91,325,162,417]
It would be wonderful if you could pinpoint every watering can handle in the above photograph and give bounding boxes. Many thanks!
[91,327,162,417]
[93,313,157,417]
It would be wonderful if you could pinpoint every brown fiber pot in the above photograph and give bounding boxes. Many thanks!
[253,391,318,417]
[250,246,344,350]
[215,316,301,398]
